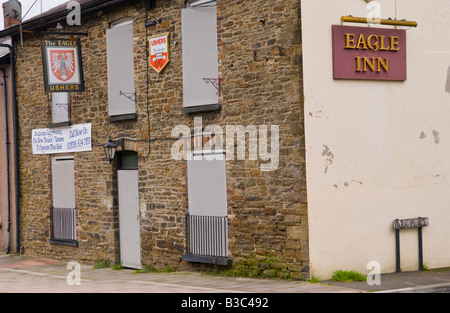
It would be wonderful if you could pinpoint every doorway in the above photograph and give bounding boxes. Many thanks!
[117,151,141,269]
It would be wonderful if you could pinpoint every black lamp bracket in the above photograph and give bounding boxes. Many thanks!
[145,16,162,27]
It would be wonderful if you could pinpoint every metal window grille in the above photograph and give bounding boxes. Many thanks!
[186,214,228,258]
[52,207,76,241]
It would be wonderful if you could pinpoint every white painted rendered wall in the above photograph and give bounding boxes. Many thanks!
[301,0,450,279]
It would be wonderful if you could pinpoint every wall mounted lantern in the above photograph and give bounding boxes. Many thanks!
[145,16,162,27]
[103,138,124,163]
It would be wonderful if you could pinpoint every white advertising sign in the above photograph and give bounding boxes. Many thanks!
[32,123,92,155]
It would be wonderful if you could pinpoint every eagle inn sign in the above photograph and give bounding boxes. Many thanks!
[332,25,407,81]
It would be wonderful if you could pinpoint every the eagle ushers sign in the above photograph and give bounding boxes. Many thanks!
[42,39,85,92]
[148,33,170,73]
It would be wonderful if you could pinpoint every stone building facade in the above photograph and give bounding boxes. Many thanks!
[0,0,307,278]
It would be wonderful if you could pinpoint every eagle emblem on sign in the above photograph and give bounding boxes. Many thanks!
[50,50,75,82]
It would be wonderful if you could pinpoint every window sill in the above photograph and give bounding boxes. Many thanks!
[49,238,79,247]
[182,104,221,114]
[107,113,138,122]
[181,253,231,266]
[46,122,72,129]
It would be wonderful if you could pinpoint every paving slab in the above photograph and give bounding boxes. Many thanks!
[323,268,450,293]
[0,255,363,293]
[4,254,450,294]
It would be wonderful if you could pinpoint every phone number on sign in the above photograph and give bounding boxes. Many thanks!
[67,137,91,150]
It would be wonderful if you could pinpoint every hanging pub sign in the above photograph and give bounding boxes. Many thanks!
[148,33,170,73]
[42,38,85,92]
[332,25,407,81]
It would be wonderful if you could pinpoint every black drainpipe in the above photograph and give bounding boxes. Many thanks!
[0,68,11,254]
[0,44,19,254]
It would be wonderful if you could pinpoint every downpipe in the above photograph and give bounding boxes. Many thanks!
[0,68,11,254]
[0,44,19,254]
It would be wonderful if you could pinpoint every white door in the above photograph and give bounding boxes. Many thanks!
[118,170,141,269]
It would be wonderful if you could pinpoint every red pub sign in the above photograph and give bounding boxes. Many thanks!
[148,33,170,73]
[332,25,407,81]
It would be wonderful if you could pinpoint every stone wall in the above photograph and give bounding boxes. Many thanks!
[15,0,308,278]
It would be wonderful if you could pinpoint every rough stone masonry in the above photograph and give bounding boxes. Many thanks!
[13,0,308,279]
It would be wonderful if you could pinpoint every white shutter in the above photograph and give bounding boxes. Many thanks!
[52,92,70,124]
[52,156,75,209]
[182,6,219,109]
[106,22,136,116]
[187,153,227,217]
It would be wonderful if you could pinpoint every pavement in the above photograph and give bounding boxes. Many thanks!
[1,254,450,294]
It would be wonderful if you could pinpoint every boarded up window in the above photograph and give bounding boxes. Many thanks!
[52,92,70,124]
[182,4,219,109]
[106,19,136,116]
[51,156,76,241]
[187,152,227,217]
[52,156,75,209]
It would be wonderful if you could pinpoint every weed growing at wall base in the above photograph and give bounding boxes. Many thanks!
[332,270,367,282]
[331,261,381,286]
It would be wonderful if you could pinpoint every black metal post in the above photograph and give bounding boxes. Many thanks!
[395,229,401,272]
[418,227,423,271]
